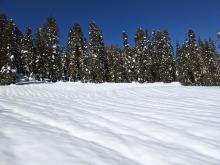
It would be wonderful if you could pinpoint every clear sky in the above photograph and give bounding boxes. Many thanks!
[1,0,220,49]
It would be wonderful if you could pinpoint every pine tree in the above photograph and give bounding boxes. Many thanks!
[0,14,8,84]
[35,27,47,80]
[106,46,124,82]
[56,46,64,81]
[88,22,109,82]
[158,31,175,82]
[43,16,61,82]
[144,31,154,82]
[20,27,34,79]
[0,18,22,84]
[60,46,68,81]
[134,28,146,82]
[177,40,192,85]
[82,38,91,82]
[200,39,220,85]
[188,30,202,85]
[208,39,220,85]
[13,26,23,77]
[176,41,183,82]
[67,23,86,82]
[150,31,162,82]
[177,30,201,85]
[122,31,131,82]
[116,47,127,82]
[196,39,207,85]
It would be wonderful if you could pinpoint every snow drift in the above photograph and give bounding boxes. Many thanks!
[0,82,220,165]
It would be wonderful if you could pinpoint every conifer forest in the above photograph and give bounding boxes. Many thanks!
[1,14,220,86]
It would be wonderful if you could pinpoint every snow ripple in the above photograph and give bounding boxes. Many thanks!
[0,83,220,165]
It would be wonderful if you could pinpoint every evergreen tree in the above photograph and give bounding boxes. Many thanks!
[196,39,207,85]
[158,31,175,82]
[106,46,124,82]
[20,27,34,79]
[176,41,183,82]
[13,25,23,76]
[199,39,220,85]
[35,27,47,80]
[82,38,91,82]
[144,31,154,82]
[134,28,146,82]
[122,31,131,82]
[67,23,86,82]
[177,30,201,85]
[0,14,8,84]
[60,46,68,81]
[0,18,22,84]
[150,31,162,82]
[187,29,202,85]
[0,14,7,67]
[56,46,64,81]
[208,39,220,85]
[88,22,109,82]
[43,16,61,82]
[177,40,192,85]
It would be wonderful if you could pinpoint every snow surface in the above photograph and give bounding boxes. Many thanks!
[0,82,220,165]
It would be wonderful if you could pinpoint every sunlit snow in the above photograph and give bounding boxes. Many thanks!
[0,82,220,165]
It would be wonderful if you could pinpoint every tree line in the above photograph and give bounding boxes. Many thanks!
[0,14,220,85]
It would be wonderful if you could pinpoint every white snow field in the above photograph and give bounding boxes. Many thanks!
[0,82,220,165]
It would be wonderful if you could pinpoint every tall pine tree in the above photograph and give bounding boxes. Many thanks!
[134,28,146,82]
[122,31,131,82]
[67,23,86,82]
[158,31,175,82]
[20,27,34,79]
[35,27,47,80]
[88,22,109,82]
[43,16,61,82]
[0,17,22,84]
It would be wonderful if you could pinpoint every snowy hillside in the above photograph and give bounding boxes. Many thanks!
[0,82,220,165]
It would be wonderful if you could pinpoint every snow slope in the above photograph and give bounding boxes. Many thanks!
[0,82,220,165]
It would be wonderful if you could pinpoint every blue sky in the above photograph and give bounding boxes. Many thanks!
[1,0,220,49]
